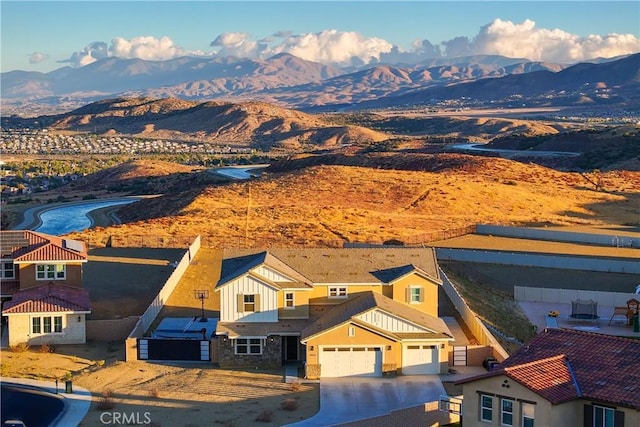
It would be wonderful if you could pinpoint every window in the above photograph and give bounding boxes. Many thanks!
[593,405,615,427]
[1,262,14,279]
[501,399,514,426]
[244,294,255,312]
[348,326,355,337]
[522,402,535,427]
[328,287,347,298]
[32,317,41,334]
[409,287,423,304]
[36,264,65,280]
[285,292,294,309]
[54,316,63,333]
[480,394,493,422]
[31,316,63,334]
[235,338,262,355]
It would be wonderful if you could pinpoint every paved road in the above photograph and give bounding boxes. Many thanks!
[451,143,580,158]
[285,376,446,426]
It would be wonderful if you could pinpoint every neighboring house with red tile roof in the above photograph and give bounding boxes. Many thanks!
[1,230,90,346]
[213,248,452,378]
[456,328,640,427]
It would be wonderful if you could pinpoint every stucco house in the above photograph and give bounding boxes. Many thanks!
[1,230,91,346]
[214,248,453,378]
[456,328,640,427]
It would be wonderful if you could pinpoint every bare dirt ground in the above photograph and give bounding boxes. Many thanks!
[1,342,319,427]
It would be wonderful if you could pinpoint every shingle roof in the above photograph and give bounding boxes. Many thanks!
[216,319,312,338]
[457,329,640,410]
[300,291,453,342]
[216,251,313,289]
[2,282,91,314]
[1,230,87,263]
[219,248,441,286]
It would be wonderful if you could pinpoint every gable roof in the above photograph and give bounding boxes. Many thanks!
[2,282,91,314]
[216,251,313,290]
[300,291,453,342]
[457,329,640,410]
[218,247,441,287]
[1,230,88,263]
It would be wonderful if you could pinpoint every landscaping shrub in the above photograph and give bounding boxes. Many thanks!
[97,389,116,410]
[9,342,29,353]
[280,398,298,411]
[255,410,273,422]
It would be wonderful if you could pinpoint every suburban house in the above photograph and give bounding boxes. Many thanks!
[456,328,640,427]
[213,248,454,378]
[1,230,91,346]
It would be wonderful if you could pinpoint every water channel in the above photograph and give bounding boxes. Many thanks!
[34,199,139,236]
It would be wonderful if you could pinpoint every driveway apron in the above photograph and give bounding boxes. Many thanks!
[285,376,445,426]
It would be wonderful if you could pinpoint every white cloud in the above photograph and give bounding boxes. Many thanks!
[267,30,393,66]
[28,52,49,64]
[209,32,263,58]
[62,23,640,69]
[456,19,640,62]
[109,36,188,61]
[63,36,204,67]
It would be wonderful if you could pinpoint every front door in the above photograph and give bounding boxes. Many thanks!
[283,335,299,361]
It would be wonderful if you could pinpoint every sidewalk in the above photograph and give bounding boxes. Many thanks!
[0,377,91,426]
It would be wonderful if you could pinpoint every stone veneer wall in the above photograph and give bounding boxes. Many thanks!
[218,335,282,367]
[305,364,321,379]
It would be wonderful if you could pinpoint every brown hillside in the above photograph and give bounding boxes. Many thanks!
[47,97,389,149]
[71,155,640,248]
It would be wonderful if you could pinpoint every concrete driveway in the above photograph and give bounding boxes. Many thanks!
[285,375,446,427]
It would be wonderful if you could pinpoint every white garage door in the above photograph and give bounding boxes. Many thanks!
[403,344,439,375]
[321,347,382,377]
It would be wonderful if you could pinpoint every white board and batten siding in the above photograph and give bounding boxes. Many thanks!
[219,275,278,322]
[355,309,428,333]
[253,265,294,283]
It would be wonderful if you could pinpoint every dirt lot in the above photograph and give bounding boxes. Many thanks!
[1,342,319,427]
[84,247,186,320]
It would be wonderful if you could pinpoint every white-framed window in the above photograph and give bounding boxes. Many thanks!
[235,338,262,355]
[1,261,15,279]
[480,394,493,422]
[409,286,423,304]
[501,398,514,426]
[244,294,255,312]
[593,405,615,427]
[36,264,65,280]
[348,326,355,337]
[522,402,535,427]
[284,292,294,309]
[328,286,347,299]
[31,315,63,334]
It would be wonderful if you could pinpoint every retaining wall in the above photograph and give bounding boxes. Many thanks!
[436,248,640,274]
[439,268,509,362]
[126,236,201,361]
[477,224,639,248]
[515,286,639,306]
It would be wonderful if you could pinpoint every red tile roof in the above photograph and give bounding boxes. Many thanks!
[1,230,87,263]
[2,282,91,314]
[503,355,580,404]
[458,329,640,410]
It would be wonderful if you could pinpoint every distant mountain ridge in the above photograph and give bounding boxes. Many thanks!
[1,53,637,115]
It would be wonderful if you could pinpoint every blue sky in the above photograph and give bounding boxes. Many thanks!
[2,1,639,72]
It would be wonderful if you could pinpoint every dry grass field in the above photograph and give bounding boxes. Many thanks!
[67,155,640,249]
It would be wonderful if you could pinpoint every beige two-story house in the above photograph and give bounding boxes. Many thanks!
[1,230,91,346]
[214,248,453,378]
[456,328,640,427]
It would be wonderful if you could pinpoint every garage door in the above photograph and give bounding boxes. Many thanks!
[321,347,382,377]
[402,344,439,375]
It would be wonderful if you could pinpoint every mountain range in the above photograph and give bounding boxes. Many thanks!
[3,53,637,115]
